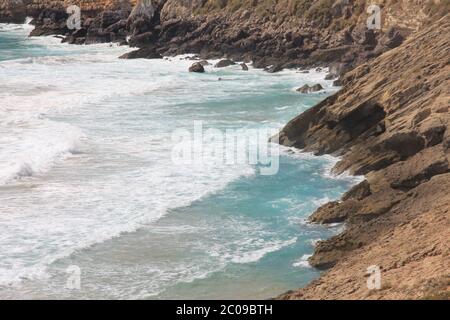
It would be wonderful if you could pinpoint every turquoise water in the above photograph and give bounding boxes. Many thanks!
[0,22,358,299]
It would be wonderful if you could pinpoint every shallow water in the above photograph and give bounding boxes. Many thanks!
[0,22,360,299]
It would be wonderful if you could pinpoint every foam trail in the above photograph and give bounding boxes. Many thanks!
[0,121,84,185]
[0,23,351,298]
[293,254,313,268]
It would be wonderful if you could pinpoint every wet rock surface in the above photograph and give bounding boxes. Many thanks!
[297,83,324,93]
[214,59,235,68]
[188,61,204,73]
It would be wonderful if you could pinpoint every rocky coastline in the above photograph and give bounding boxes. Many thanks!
[1,0,449,300]
[275,14,449,300]
[2,0,439,74]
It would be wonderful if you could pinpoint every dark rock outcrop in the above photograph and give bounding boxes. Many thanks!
[214,59,235,68]
[188,62,205,73]
[297,84,324,93]
[28,8,69,36]
[4,0,446,74]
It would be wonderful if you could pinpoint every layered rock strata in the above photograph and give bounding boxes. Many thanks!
[276,14,449,300]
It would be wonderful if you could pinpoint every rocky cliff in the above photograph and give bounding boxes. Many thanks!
[2,0,448,71]
[122,0,448,71]
[276,14,449,300]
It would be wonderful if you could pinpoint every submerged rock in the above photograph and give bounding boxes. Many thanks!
[214,59,235,68]
[296,84,324,93]
[29,8,68,37]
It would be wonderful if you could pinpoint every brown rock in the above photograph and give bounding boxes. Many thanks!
[342,180,371,201]
[188,62,205,73]
[214,59,235,68]
[296,84,324,93]
[310,199,361,224]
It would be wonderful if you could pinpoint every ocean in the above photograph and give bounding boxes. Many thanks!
[0,21,360,299]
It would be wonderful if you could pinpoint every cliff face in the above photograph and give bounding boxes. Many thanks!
[2,0,448,71]
[139,0,445,69]
[277,14,449,300]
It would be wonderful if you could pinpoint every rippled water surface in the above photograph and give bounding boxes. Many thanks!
[0,22,359,299]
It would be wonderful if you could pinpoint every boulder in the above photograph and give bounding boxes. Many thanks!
[311,84,324,92]
[189,62,205,73]
[214,59,236,68]
[240,63,249,71]
[297,84,324,93]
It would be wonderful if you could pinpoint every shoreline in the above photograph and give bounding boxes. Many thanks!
[1,0,449,300]
[0,20,361,298]
[0,27,348,299]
